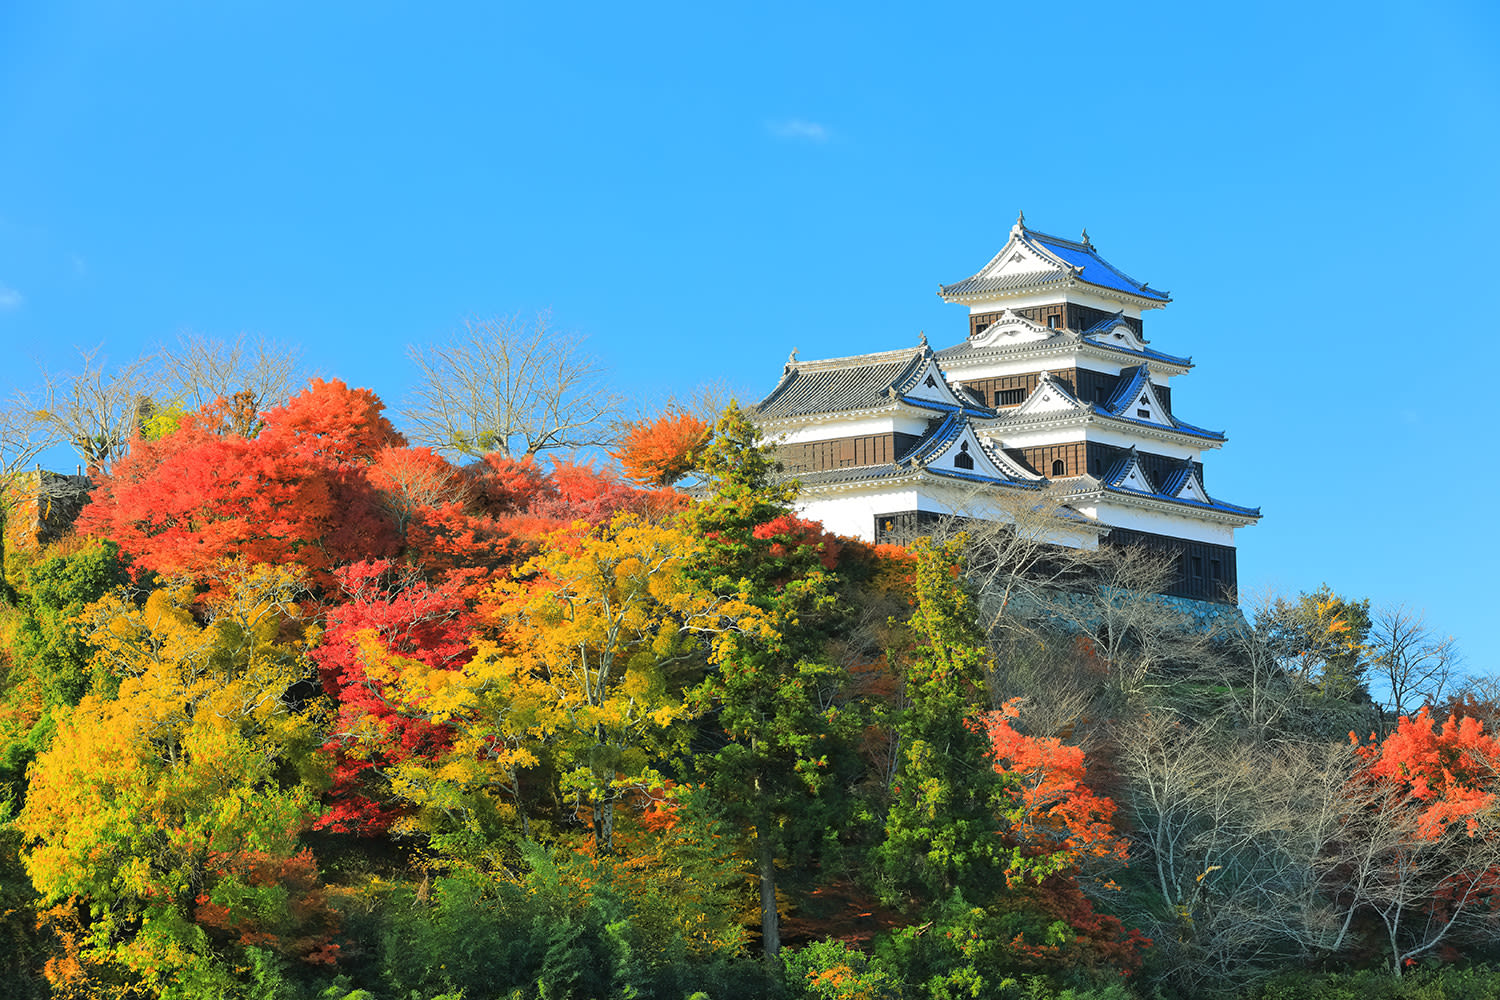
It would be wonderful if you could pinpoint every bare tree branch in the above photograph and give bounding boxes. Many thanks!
[404,314,620,459]
[1368,604,1462,726]
[157,331,302,427]
[27,346,157,473]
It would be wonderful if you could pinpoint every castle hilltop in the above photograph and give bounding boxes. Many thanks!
[750,214,1260,604]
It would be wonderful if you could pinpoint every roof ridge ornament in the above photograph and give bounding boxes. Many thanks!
[1081,226,1092,248]
[918,331,928,349]
[1010,210,1026,237]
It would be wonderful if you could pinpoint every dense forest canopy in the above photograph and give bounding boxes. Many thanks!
[0,333,1493,1000]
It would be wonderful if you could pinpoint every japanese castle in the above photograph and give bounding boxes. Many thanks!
[750,214,1259,603]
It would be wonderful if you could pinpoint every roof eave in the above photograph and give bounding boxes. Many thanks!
[1065,486,1262,526]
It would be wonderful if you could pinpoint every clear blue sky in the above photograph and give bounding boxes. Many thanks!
[3,2,1497,677]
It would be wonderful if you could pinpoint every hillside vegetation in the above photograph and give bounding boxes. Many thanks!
[0,367,1494,1000]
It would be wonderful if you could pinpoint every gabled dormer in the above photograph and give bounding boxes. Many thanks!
[894,339,989,415]
[1160,460,1213,505]
[906,413,1042,485]
[1104,366,1173,426]
[1083,312,1152,353]
[1006,370,1091,419]
[967,309,1057,349]
[1103,446,1156,494]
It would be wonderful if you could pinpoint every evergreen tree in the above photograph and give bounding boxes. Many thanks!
[684,403,857,961]
[875,536,1015,905]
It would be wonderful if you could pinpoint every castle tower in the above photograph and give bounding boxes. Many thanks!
[751,215,1259,603]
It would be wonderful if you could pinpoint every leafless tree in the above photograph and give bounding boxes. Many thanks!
[27,346,157,473]
[1115,713,1361,995]
[157,331,303,429]
[404,314,619,459]
[0,398,63,593]
[1367,603,1461,726]
[935,483,1099,639]
[1058,543,1209,699]
[1207,588,1322,738]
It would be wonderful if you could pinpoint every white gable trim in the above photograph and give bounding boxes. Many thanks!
[1087,319,1150,354]
[1011,371,1088,417]
[1174,467,1212,504]
[900,355,971,410]
[970,309,1054,348]
[1118,376,1172,428]
[923,423,1014,482]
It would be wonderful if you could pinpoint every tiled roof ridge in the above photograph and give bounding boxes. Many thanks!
[1101,445,1154,492]
[1103,365,1152,414]
[1158,456,1199,497]
[786,344,925,373]
[936,331,1193,369]
[1027,228,1170,301]
[939,222,1170,304]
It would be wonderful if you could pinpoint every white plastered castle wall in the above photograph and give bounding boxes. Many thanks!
[1074,498,1237,546]
[766,412,934,446]
[796,482,1102,550]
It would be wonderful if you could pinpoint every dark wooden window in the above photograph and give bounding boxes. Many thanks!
[997,388,1026,406]
[1051,459,1066,476]
[1191,555,1204,578]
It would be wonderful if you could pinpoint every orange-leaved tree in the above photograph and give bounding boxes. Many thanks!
[981,701,1145,974]
[611,408,711,487]
[1335,708,1500,973]
[77,378,404,588]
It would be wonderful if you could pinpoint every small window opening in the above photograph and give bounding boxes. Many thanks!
[954,442,974,470]
[1091,458,1101,475]
[1137,408,1151,418]
[1047,315,1060,329]
[1051,459,1066,477]
[1210,559,1221,581]
[1191,555,1204,578]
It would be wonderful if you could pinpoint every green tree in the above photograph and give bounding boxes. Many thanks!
[684,403,858,961]
[875,537,1023,904]
[2,540,125,797]
[872,538,1067,999]
[1263,584,1372,700]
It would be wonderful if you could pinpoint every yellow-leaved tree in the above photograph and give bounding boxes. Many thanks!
[17,563,334,995]
[359,512,754,855]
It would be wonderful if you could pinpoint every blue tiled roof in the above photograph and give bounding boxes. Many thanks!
[940,227,1170,305]
[1101,480,1261,519]
[1103,366,1225,442]
[1091,446,1257,518]
[1157,459,1197,498]
[1030,232,1170,302]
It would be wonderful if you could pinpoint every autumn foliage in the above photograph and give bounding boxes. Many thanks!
[14,376,1491,998]
[612,408,711,487]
